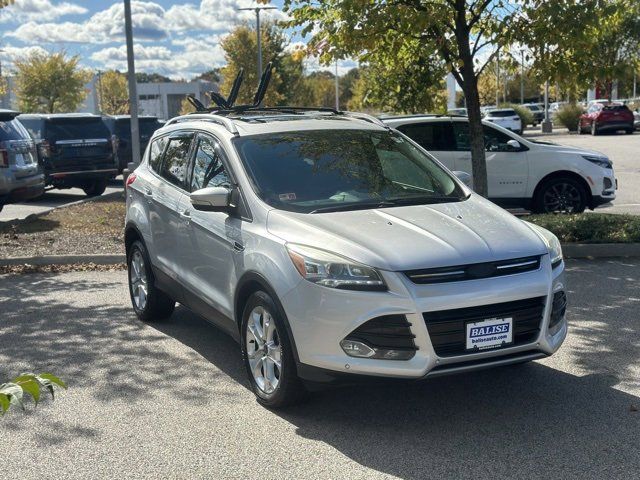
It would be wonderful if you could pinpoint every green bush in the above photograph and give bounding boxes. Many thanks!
[502,104,533,128]
[527,213,640,244]
[554,103,584,131]
[0,373,66,415]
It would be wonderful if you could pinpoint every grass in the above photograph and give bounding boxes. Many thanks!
[527,213,640,244]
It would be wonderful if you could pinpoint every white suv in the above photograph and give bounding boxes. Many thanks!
[125,107,568,408]
[383,115,616,213]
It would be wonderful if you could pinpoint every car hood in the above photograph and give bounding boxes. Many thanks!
[531,141,609,160]
[266,195,548,271]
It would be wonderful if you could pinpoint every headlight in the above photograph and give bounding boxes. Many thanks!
[582,155,611,169]
[286,244,387,291]
[524,222,563,268]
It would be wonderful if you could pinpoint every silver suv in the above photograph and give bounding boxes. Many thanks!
[0,110,44,212]
[125,108,567,408]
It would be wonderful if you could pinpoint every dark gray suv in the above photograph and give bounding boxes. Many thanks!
[0,109,44,212]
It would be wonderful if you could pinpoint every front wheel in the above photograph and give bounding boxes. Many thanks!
[241,291,306,408]
[127,240,175,322]
[533,177,588,214]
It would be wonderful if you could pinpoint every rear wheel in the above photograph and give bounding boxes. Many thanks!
[533,177,588,214]
[241,291,306,408]
[127,240,175,322]
[82,178,108,197]
[626,128,634,135]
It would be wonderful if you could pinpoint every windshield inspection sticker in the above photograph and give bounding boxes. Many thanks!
[279,193,297,201]
[466,317,513,350]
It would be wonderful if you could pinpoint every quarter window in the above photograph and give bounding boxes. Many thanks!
[190,135,231,192]
[148,136,168,173]
[160,135,192,188]
[397,122,453,151]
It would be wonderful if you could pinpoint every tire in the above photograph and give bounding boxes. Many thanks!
[591,122,598,136]
[533,176,588,214]
[240,291,306,408]
[0,203,3,213]
[127,240,175,322]
[626,128,634,135]
[82,178,108,197]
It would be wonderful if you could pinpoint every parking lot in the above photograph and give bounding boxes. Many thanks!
[2,259,638,479]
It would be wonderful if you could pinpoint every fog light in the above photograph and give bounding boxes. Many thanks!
[340,339,375,358]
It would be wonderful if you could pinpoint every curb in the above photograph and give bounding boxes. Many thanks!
[0,254,126,267]
[562,243,640,259]
[0,190,123,227]
[1,244,640,267]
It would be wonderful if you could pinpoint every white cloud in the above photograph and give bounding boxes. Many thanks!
[90,38,226,80]
[8,1,169,44]
[0,0,87,23]
[0,45,50,71]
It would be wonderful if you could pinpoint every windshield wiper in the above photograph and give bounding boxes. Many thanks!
[310,201,396,214]
[385,195,465,206]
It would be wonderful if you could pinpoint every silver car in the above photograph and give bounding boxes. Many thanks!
[125,109,567,408]
[0,110,44,212]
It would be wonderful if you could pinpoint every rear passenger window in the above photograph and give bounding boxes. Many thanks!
[190,135,231,192]
[160,135,192,188]
[148,136,168,173]
[397,122,452,151]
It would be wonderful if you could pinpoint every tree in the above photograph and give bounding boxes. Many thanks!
[284,0,598,197]
[15,51,91,113]
[219,22,306,106]
[135,72,171,83]
[178,96,195,116]
[192,69,221,83]
[98,70,129,115]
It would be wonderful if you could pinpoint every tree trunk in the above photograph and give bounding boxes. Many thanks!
[463,77,488,197]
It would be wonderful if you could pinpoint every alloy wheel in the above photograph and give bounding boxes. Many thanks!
[543,182,582,213]
[246,306,282,395]
[129,250,148,310]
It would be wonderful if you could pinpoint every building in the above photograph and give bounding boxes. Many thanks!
[0,74,216,120]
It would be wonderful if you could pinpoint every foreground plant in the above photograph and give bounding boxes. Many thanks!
[0,373,66,415]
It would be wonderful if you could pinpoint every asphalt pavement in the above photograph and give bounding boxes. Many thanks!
[1,259,638,479]
[0,178,123,222]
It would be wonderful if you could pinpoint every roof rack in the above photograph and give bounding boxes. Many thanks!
[164,114,239,135]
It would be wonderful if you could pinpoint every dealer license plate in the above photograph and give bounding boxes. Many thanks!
[466,317,513,351]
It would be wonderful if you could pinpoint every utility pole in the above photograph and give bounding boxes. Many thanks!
[495,50,500,106]
[238,5,277,85]
[334,60,340,110]
[634,69,637,100]
[124,0,141,169]
[520,49,525,104]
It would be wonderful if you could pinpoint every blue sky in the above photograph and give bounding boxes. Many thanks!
[0,0,354,80]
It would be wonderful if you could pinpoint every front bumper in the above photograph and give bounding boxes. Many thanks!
[283,256,567,382]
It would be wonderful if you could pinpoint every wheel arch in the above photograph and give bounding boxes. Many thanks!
[234,271,301,364]
[532,170,594,209]
[124,222,144,255]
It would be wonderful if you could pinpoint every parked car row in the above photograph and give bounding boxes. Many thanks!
[0,111,164,212]
[578,102,635,135]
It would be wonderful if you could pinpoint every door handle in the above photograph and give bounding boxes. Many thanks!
[144,188,153,197]
[180,210,191,218]
[233,242,245,252]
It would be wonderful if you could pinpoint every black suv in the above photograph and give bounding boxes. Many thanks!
[102,115,164,172]
[18,113,118,196]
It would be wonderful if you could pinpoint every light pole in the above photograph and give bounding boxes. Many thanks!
[238,5,277,85]
[520,49,525,104]
[334,60,339,110]
[495,50,500,106]
[123,0,141,169]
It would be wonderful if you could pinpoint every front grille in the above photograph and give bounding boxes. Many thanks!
[423,297,545,357]
[549,291,567,329]
[346,315,417,352]
[404,256,541,285]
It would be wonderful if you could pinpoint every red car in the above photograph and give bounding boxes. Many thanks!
[578,102,634,135]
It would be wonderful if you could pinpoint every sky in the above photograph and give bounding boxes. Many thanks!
[0,0,356,80]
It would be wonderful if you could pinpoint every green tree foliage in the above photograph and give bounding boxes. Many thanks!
[135,72,171,83]
[0,373,66,415]
[98,70,129,115]
[219,22,306,106]
[15,51,91,113]
[554,103,584,132]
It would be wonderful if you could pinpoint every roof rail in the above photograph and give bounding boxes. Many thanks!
[164,114,239,135]
[342,111,389,129]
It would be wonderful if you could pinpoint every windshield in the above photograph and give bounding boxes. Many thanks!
[233,129,466,213]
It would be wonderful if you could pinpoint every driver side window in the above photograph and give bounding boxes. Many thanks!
[190,135,231,192]
[482,126,519,152]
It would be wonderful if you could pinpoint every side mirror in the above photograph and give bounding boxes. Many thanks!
[190,186,232,212]
[453,171,472,188]
[506,139,521,150]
